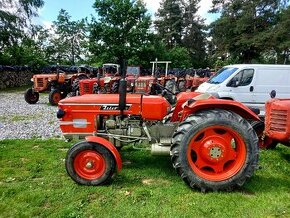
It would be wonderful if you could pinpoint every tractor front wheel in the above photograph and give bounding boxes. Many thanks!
[65,141,116,185]
[49,89,61,106]
[171,109,259,191]
[24,88,39,104]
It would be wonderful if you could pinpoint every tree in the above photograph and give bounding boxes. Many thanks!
[155,0,184,48]
[0,0,44,51]
[209,0,288,63]
[273,5,290,64]
[154,0,207,67]
[89,0,152,66]
[182,0,207,67]
[52,9,88,65]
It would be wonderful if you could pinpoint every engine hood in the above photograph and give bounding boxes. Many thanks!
[59,94,143,105]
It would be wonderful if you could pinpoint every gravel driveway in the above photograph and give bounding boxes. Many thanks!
[0,89,62,140]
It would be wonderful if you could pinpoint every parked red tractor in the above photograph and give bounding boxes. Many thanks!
[25,66,90,105]
[79,65,140,95]
[57,72,262,191]
[262,91,290,148]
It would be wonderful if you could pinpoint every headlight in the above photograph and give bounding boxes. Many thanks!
[30,78,34,82]
[57,109,65,119]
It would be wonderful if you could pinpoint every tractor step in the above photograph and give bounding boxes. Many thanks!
[151,143,171,156]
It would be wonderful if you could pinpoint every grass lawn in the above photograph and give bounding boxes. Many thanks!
[0,139,289,218]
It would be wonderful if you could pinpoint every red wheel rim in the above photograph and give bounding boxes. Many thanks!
[187,125,246,181]
[53,93,61,103]
[74,150,106,180]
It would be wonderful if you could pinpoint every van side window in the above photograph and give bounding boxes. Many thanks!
[240,69,254,86]
[227,69,254,87]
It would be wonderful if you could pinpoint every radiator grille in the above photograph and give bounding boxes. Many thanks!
[83,83,90,94]
[270,109,287,132]
[37,78,44,87]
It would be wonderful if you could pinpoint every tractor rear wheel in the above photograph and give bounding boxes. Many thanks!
[111,80,120,93]
[49,89,61,106]
[65,141,116,185]
[24,88,39,104]
[171,109,259,192]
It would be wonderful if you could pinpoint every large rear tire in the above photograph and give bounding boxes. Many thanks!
[111,80,120,93]
[171,109,259,191]
[49,89,61,106]
[24,88,39,104]
[65,141,116,185]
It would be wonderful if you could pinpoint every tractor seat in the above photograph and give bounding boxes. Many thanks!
[192,93,212,100]
[186,93,213,106]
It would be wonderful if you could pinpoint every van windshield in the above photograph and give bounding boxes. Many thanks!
[207,67,238,84]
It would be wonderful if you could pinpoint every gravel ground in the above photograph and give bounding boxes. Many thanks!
[0,90,62,140]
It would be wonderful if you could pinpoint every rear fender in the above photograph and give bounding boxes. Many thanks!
[85,136,122,172]
[181,99,261,121]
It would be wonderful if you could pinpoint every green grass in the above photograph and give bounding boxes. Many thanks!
[0,139,289,218]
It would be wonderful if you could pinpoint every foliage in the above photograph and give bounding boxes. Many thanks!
[155,0,184,48]
[51,9,89,65]
[0,0,44,50]
[209,0,290,64]
[0,139,289,217]
[89,0,152,65]
[155,0,207,67]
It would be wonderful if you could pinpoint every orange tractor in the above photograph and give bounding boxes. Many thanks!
[24,66,90,105]
[57,64,263,191]
[254,90,290,149]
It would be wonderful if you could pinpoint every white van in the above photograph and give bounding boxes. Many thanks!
[197,64,290,115]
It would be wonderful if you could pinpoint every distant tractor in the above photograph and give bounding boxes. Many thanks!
[79,65,140,95]
[24,67,90,105]
[57,70,261,191]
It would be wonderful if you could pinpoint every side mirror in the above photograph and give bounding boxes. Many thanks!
[228,78,239,87]
[270,90,276,99]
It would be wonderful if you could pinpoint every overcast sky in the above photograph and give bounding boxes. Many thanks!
[37,0,219,28]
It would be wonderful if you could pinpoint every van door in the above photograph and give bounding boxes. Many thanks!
[226,68,255,103]
[253,68,290,103]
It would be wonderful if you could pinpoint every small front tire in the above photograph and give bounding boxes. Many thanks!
[24,88,39,104]
[65,141,116,185]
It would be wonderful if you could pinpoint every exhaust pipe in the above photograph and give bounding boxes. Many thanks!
[119,59,127,113]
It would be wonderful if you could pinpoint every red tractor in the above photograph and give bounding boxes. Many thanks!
[258,90,290,148]
[25,66,90,105]
[79,65,140,95]
[57,75,261,191]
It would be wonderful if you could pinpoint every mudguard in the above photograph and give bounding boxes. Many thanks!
[85,136,122,172]
[181,98,261,121]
